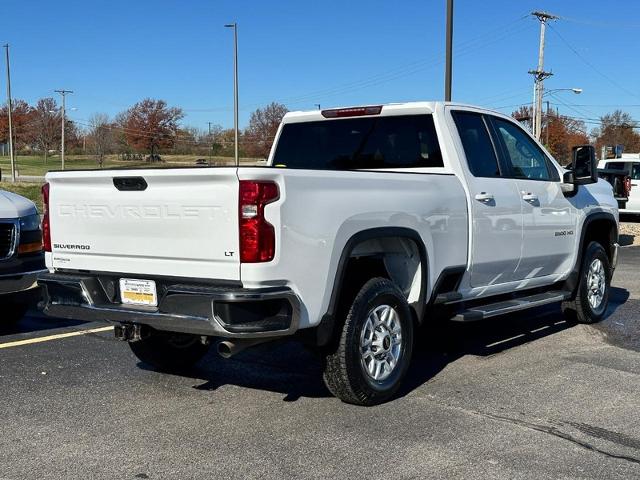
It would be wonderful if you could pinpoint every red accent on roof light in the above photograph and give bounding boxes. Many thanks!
[321,106,383,118]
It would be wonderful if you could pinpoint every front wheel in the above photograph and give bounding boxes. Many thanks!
[562,241,611,324]
[323,277,414,406]
[128,330,211,371]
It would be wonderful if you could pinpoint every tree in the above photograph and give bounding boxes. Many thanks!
[206,123,223,154]
[244,102,288,159]
[544,113,589,165]
[172,126,199,155]
[0,99,36,152]
[87,113,114,168]
[512,106,589,164]
[512,105,533,132]
[120,99,184,160]
[593,110,640,155]
[32,98,61,164]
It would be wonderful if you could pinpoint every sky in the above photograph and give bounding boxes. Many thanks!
[3,0,640,133]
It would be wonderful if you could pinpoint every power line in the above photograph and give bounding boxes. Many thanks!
[559,15,640,29]
[547,23,640,101]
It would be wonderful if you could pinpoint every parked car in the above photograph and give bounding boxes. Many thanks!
[598,154,640,214]
[38,102,619,405]
[0,189,46,328]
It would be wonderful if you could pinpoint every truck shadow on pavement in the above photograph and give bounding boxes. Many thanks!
[0,309,87,336]
[143,289,630,402]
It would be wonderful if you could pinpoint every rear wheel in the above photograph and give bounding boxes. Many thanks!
[562,241,611,324]
[128,330,211,371]
[323,277,414,406]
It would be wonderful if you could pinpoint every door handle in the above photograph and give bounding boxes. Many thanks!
[631,183,638,187]
[474,192,494,203]
[521,192,538,203]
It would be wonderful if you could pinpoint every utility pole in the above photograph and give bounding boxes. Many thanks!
[528,11,557,140]
[444,0,454,101]
[545,100,550,146]
[4,44,16,182]
[54,89,73,170]
[224,22,239,166]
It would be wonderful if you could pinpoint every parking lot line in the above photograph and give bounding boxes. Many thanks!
[0,326,114,350]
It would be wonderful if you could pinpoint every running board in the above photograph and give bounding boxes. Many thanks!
[451,291,571,322]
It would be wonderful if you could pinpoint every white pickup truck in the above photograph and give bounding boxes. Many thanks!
[39,102,619,405]
[598,154,640,214]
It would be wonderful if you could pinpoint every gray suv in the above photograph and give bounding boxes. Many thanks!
[0,189,46,328]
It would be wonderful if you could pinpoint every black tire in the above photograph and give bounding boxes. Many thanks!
[128,330,211,372]
[0,302,28,331]
[562,241,611,324]
[323,277,414,406]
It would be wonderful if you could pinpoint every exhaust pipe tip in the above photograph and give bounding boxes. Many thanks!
[217,341,234,359]
[216,338,272,359]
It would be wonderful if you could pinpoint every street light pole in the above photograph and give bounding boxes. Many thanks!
[4,44,16,182]
[54,89,73,170]
[444,0,454,101]
[546,100,550,146]
[224,22,239,166]
[541,88,581,147]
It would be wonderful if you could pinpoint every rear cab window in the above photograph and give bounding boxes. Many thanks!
[272,115,443,170]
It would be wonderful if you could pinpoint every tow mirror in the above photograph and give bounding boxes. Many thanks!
[569,145,598,185]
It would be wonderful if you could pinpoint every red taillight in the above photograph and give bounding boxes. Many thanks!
[321,105,382,118]
[41,183,51,252]
[239,180,279,263]
[625,177,632,197]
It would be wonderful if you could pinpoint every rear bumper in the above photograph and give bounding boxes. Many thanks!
[38,272,301,339]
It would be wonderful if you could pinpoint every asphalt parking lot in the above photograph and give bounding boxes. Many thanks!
[1,248,639,479]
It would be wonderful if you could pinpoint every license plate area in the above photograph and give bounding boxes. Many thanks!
[119,278,158,307]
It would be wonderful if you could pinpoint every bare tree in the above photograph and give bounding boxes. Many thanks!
[32,98,61,164]
[87,113,113,168]
[244,102,288,159]
[593,110,640,154]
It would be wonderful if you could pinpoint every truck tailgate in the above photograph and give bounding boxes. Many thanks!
[46,168,240,281]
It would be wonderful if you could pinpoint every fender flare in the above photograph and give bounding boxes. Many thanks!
[565,211,618,294]
[315,227,429,346]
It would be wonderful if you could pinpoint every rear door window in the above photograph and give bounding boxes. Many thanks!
[605,162,628,172]
[451,111,501,177]
[632,163,640,180]
[271,115,443,170]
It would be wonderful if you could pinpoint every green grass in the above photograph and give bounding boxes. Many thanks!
[0,154,262,178]
[0,181,44,212]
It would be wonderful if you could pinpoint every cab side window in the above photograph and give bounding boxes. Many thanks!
[491,117,558,181]
[451,111,501,177]
[632,163,640,180]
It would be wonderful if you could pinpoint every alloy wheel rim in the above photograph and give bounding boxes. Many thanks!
[586,258,606,310]
[360,304,403,382]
